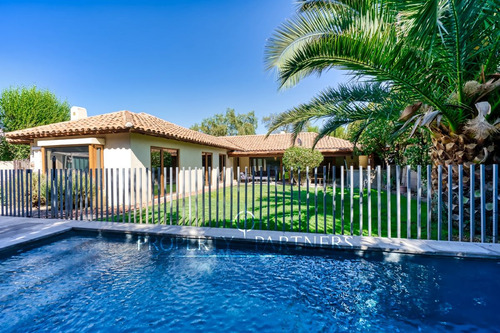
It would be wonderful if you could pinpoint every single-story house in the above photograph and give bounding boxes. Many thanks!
[5,109,366,200]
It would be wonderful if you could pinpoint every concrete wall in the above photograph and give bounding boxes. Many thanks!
[0,161,30,170]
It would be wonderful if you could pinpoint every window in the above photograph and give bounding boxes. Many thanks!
[202,152,212,183]
[151,147,179,195]
[249,157,281,179]
[219,154,226,181]
[43,144,103,173]
[45,146,89,171]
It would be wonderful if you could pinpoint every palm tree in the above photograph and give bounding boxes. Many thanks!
[265,0,500,166]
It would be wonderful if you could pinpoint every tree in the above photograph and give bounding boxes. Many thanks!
[0,86,70,160]
[282,146,324,183]
[347,120,431,168]
[263,113,314,134]
[265,0,499,235]
[265,0,500,166]
[191,108,258,136]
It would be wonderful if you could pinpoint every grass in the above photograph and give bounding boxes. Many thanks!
[153,183,176,196]
[111,184,449,240]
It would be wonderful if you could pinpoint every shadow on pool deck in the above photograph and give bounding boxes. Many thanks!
[1,216,500,259]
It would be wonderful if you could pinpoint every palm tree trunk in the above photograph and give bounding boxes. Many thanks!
[430,132,498,240]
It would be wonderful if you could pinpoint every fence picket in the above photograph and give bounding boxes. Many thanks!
[470,164,475,242]
[437,165,443,240]
[367,166,371,236]
[406,166,411,239]
[480,164,486,243]
[266,168,270,230]
[203,167,206,227]
[350,166,354,235]
[458,165,464,241]
[332,166,336,235]
[183,167,187,225]
[315,167,318,233]
[216,167,219,227]
[377,166,382,237]
[396,166,400,238]
[341,166,345,235]
[387,165,391,238]
[448,165,452,241]
[297,168,301,232]
[195,167,198,226]
[493,164,498,243]
[323,166,327,234]
[306,166,310,232]
[189,167,192,226]
[290,167,293,232]
[224,166,227,227]
[282,167,286,231]
[427,165,431,240]
[417,165,421,239]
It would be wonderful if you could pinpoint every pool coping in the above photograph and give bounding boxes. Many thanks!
[1,217,500,259]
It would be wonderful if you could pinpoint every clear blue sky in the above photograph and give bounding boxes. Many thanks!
[0,0,346,134]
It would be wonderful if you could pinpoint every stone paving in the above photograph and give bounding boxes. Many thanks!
[1,216,500,259]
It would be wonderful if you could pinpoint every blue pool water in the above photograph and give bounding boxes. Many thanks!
[1,232,499,332]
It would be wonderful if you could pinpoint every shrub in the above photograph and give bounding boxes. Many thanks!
[282,147,324,183]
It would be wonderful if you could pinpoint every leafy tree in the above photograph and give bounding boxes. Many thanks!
[191,108,258,136]
[348,120,431,168]
[265,0,500,166]
[0,86,70,160]
[282,146,324,183]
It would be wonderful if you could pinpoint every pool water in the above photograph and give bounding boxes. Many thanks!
[1,232,499,332]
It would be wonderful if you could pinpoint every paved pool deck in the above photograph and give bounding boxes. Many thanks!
[1,216,500,259]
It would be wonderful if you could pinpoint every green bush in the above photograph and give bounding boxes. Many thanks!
[31,172,96,208]
[282,147,324,183]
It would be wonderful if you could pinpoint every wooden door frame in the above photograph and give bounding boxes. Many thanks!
[202,152,213,183]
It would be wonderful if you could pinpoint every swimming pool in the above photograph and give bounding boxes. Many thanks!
[1,232,499,332]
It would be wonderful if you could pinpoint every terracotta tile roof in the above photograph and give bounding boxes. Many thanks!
[5,111,240,150]
[5,111,353,154]
[224,132,353,155]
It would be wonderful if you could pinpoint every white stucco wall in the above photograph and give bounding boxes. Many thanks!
[29,132,234,205]
[130,132,232,192]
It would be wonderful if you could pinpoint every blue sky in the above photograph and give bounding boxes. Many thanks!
[0,0,346,133]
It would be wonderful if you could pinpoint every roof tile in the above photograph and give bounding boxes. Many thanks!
[5,111,354,153]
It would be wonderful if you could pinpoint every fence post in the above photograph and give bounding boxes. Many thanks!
[189,167,192,226]
[493,164,498,243]
[470,164,475,242]
[195,167,199,226]
[406,165,411,239]
[323,165,327,234]
[332,166,336,235]
[394,166,400,238]
[359,166,363,236]
[367,165,371,237]
[341,166,345,235]
[290,167,293,232]
[417,165,422,239]
[480,164,486,243]
[437,165,442,241]
[458,164,464,241]
[350,165,354,236]
[427,165,431,240]
[447,165,452,241]
[387,165,391,238]
[377,165,382,237]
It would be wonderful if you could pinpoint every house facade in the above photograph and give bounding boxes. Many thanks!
[5,109,366,201]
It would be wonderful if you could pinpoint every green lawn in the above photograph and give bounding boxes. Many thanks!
[111,184,449,240]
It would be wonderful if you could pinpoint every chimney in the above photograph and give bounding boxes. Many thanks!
[70,106,87,121]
